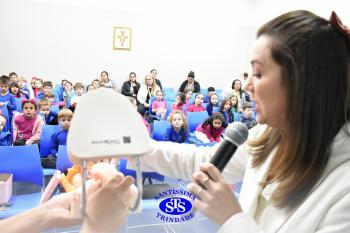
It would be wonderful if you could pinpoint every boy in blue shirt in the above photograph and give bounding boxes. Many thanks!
[41,108,73,168]
[0,75,16,128]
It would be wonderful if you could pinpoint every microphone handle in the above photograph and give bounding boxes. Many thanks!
[209,140,238,172]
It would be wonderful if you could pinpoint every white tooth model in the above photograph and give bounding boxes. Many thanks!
[67,88,151,215]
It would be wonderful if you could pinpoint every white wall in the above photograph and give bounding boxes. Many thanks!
[0,0,348,90]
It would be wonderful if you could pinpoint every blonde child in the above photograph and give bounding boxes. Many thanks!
[41,109,73,168]
[13,99,44,146]
[195,113,226,143]
[186,93,205,112]
[163,110,188,143]
[151,90,167,120]
[38,98,58,125]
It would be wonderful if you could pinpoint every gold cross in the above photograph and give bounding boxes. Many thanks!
[117,31,128,46]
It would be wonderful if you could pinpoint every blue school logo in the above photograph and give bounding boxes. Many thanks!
[154,189,196,223]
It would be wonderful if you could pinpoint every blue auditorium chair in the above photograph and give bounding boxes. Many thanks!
[187,111,209,132]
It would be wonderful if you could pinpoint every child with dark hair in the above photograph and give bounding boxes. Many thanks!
[171,93,186,112]
[0,113,11,146]
[206,92,219,116]
[38,81,53,100]
[8,72,18,83]
[0,75,16,125]
[240,102,257,129]
[219,98,234,124]
[9,82,23,98]
[203,86,216,103]
[63,81,74,108]
[163,110,189,143]
[195,113,226,142]
[13,99,44,146]
[186,93,205,113]
[41,108,73,168]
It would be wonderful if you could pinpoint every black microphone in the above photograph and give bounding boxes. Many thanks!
[210,122,249,172]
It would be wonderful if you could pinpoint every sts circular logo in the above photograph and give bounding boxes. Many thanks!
[154,189,196,223]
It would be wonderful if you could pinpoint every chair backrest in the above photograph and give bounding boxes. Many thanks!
[56,145,72,172]
[0,145,43,186]
[40,124,61,157]
[152,120,171,141]
[234,113,242,122]
[213,106,220,113]
[15,98,22,113]
[187,111,209,132]
[0,105,10,131]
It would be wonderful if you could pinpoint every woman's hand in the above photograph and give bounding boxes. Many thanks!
[187,163,242,225]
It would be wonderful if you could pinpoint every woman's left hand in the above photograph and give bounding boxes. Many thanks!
[187,163,242,225]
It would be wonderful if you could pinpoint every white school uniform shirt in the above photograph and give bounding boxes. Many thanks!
[137,122,350,233]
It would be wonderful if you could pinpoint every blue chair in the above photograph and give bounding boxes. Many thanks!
[234,113,242,122]
[213,106,220,113]
[0,105,10,132]
[40,124,61,157]
[187,111,209,132]
[15,98,22,113]
[56,145,72,172]
[200,88,208,96]
[165,101,174,118]
[0,145,44,219]
[152,120,171,141]
[50,105,60,115]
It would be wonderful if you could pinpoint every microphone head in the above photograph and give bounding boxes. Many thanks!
[224,122,249,146]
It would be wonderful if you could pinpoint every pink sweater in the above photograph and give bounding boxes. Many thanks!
[13,113,44,145]
[196,123,225,142]
[186,104,205,113]
[152,100,167,112]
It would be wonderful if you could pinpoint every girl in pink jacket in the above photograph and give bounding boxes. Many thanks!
[195,113,227,142]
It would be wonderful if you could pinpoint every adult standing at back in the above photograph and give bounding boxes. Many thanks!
[121,72,140,101]
[100,71,118,92]
[178,71,201,94]
[137,74,161,116]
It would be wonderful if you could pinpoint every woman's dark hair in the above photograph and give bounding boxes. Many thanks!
[219,98,232,112]
[129,72,136,77]
[250,10,350,209]
[231,79,242,98]
[202,112,227,129]
[176,93,186,105]
[101,71,109,77]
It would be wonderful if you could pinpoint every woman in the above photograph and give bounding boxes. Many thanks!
[138,10,350,232]
[137,74,161,116]
[100,71,117,92]
[121,72,140,100]
[178,70,201,94]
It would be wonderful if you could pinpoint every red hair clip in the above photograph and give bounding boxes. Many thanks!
[329,11,350,40]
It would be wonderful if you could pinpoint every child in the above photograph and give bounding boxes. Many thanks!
[186,93,205,112]
[9,82,23,98]
[70,82,84,111]
[206,92,219,116]
[163,110,188,143]
[219,98,234,124]
[0,75,16,125]
[0,113,11,146]
[128,97,151,134]
[151,90,167,120]
[9,72,18,84]
[44,91,59,107]
[58,79,68,101]
[18,76,31,99]
[92,79,100,89]
[230,94,239,113]
[184,89,193,105]
[37,81,53,100]
[63,81,74,108]
[32,78,43,98]
[240,102,257,129]
[171,93,186,112]
[13,99,44,146]
[203,87,216,103]
[195,113,226,143]
[38,98,58,125]
[41,108,73,168]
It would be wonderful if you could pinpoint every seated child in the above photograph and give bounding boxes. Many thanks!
[163,110,189,143]
[240,102,257,129]
[203,86,216,103]
[9,82,24,98]
[0,112,11,146]
[171,93,186,113]
[206,93,219,116]
[37,81,53,100]
[13,99,44,146]
[41,108,73,168]
[63,81,74,108]
[186,93,205,113]
[0,75,16,125]
[184,89,193,105]
[195,113,226,143]
[38,98,58,125]
[151,90,167,120]
[18,76,31,99]
[219,98,234,124]
[230,94,239,113]
[70,82,84,112]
